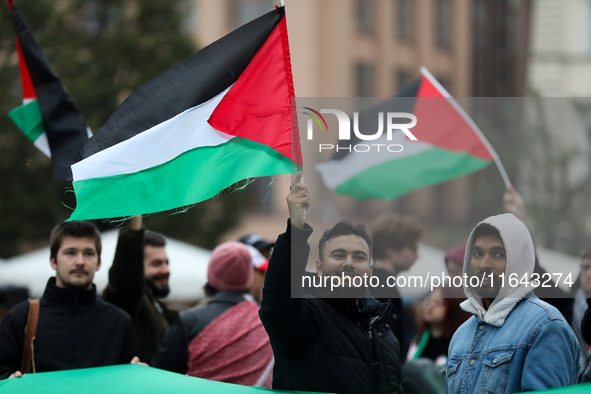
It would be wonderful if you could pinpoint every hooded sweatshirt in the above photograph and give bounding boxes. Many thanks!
[461,213,536,326]
[446,213,580,394]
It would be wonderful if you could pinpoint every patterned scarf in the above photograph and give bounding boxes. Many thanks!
[187,300,273,388]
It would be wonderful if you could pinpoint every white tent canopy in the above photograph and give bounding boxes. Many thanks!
[0,231,211,300]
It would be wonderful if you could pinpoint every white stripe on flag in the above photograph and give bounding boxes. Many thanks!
[315,131,433,190]
[33,132,51,158]
[72,86,234,182]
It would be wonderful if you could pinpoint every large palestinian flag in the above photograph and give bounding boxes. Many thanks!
[6,0,89,180]
[315,68,497,200]
[70,6,301,220]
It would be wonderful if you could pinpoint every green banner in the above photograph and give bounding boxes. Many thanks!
[530,382,591,393]
[1,364,589,393]
[0,364,325,393]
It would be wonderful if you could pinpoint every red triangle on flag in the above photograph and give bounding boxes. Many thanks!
[208,18,302,167]
[411,76,493,161]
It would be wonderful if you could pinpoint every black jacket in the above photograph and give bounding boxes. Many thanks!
[0,278,138,379]
[102,226,178,362]
[259,221,403,394]
[151,291,249,373]
[371,268,408,359]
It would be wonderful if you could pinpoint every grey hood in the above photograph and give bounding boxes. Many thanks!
[460,213,536,327]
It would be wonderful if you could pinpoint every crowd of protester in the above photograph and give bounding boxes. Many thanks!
[1,176,590,394]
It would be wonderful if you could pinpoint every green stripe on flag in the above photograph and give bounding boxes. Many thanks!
[334,148,490,199]
[8,99,45,142]
[70,137,298,220]
[0,364,323,393]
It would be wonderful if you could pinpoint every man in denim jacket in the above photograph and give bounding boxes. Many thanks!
[446,213,580,393]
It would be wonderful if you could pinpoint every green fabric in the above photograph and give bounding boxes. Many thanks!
[334,147,490,199]
[412,328,430,360]
[8,100,45,143]
[70,137,299,220]
[1,364,588,393]
[0,364,325,393]
[530,383,591,393]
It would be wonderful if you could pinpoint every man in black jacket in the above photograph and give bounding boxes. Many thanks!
[259,172,403,394]
[0,221,138,380]
[102,216,178,362]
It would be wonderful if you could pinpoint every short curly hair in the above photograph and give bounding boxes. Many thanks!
[370,214,422,260]
[318,221,372,263]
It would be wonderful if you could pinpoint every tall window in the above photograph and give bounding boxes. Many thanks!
[227,0,275,29]
[356,0,375,34]
[356,63,374,97]
[435,0,452,47]
[397,0,413,40]
[396,69,413,93]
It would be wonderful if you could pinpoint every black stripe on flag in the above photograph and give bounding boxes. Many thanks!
[12,3,89,180]
[82,7,285,159]
[332,78,421,161]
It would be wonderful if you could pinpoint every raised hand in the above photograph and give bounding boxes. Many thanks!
[287,171,310,230]
[503,185,527,226]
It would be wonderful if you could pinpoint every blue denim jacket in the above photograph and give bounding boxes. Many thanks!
[446,296,580,394]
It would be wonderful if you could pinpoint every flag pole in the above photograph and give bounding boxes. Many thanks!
[419,67,511,188]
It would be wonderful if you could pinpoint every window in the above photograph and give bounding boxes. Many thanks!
[397,0,413,40]
[177,0,196,34]
[227,0,275,29]
[356,0,375,34]
[356,63,374,97]
[396,69,413,93]
[435,0,452,47]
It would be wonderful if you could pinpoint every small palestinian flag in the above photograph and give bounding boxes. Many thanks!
[315,67,499,200]
[6,0,89,180]
[70,6,301,220]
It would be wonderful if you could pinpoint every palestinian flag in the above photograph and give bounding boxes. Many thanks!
[6,0,89,180]
[315,67,497,200]
[70,6,301,220]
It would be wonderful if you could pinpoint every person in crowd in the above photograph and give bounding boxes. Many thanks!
[102,215,178,362]
[152,242,273,388]
[245,244,269,303]
[0,221,139,379]
[370,213,422,359]
[239,233,274,260]
[504,186,588,375]
[240,234,273,303]
[447,213,580,393]
[444,242,466,280]
[569,246,591,374]
[259,172,403,394]
[406,286,469,370]
[580,298,591,382]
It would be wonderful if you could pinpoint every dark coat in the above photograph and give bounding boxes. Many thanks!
[102,226,178,362]
[259,220,403,394]
[151,291,248,373]
[371,268,408,359]
[0,278,138,380]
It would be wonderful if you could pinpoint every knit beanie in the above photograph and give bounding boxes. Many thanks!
[445,241,467,264]
[207,242,253,292]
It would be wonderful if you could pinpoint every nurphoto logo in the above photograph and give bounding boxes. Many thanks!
[302,107,418,153]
